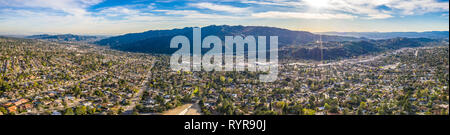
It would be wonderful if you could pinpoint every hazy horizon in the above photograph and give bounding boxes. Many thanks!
[1,24,449,36]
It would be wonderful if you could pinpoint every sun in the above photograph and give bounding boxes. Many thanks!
[304,0,329,9]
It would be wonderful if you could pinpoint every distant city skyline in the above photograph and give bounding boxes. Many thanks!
[0,0,449,35]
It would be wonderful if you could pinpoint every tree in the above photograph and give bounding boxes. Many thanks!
[359,102,367,109]
[75,106,87,115]
[183,93,192,103]
[329,105,339,114]
[193,87,199,95]
[33,82,39,88]
[220,76,226,83]
[275,101,286,110]
[132,110,139,115]
[343,108,350,115]
[94,90,105,97]
[0,80,11,92]
[226,106,234,115]
[227,78,233,83]
[156,95,164,104]
[0,107,7,115]
[72,86,82,96]
[302,108,316,115]
[64,108,74,115]
[118,107,124,114]
[88,107,96,114]
[324,103,331,111]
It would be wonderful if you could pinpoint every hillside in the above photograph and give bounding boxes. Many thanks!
[280,38,448,60]
[95,25,361,54]
[319,31,449,39]
[95,25,448,60]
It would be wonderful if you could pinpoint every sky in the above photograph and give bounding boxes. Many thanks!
[0,0,449,35]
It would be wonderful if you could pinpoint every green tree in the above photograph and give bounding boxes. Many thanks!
[64,108,74,115]
[94,90,105,97]
[88,107,96,114]
[359,102,367,109]
[0,107,7,115]
[324,103,331,111]
[75,106,87,115]
[220,76,226,83]
[183,94,192,103]
[302,108,316,115]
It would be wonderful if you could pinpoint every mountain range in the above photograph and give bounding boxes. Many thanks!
[94,25,449,60]
[12,25,440,61]
[319,31,449,39]
[95,25,362,54]
[26,34,106,42]
[280,37,447,60]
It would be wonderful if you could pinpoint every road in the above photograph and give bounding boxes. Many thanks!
[161,103,202,115]
[122,60,154,115]
[183,103,202,115]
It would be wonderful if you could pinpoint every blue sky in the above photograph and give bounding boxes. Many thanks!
[0,0,448,35]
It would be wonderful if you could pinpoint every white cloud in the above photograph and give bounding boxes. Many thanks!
[329,0,448,16]
[241,0,449,19]
[98,6,141,17]
[0,0,104,16]
[0,0,167,34]
[156,10,241,19]
[147,3,156,10]
[241,0,306,7]
[252,11,356,19]
[366,13,393,19]
[189,2,249,13]
[385,0,449,15]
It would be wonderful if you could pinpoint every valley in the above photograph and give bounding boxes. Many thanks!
[1,33,448,115]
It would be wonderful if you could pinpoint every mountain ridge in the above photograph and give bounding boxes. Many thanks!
[95,25,362,54]
[318,31,449,39]
[26,34,106,42]
[94,25,448,60]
